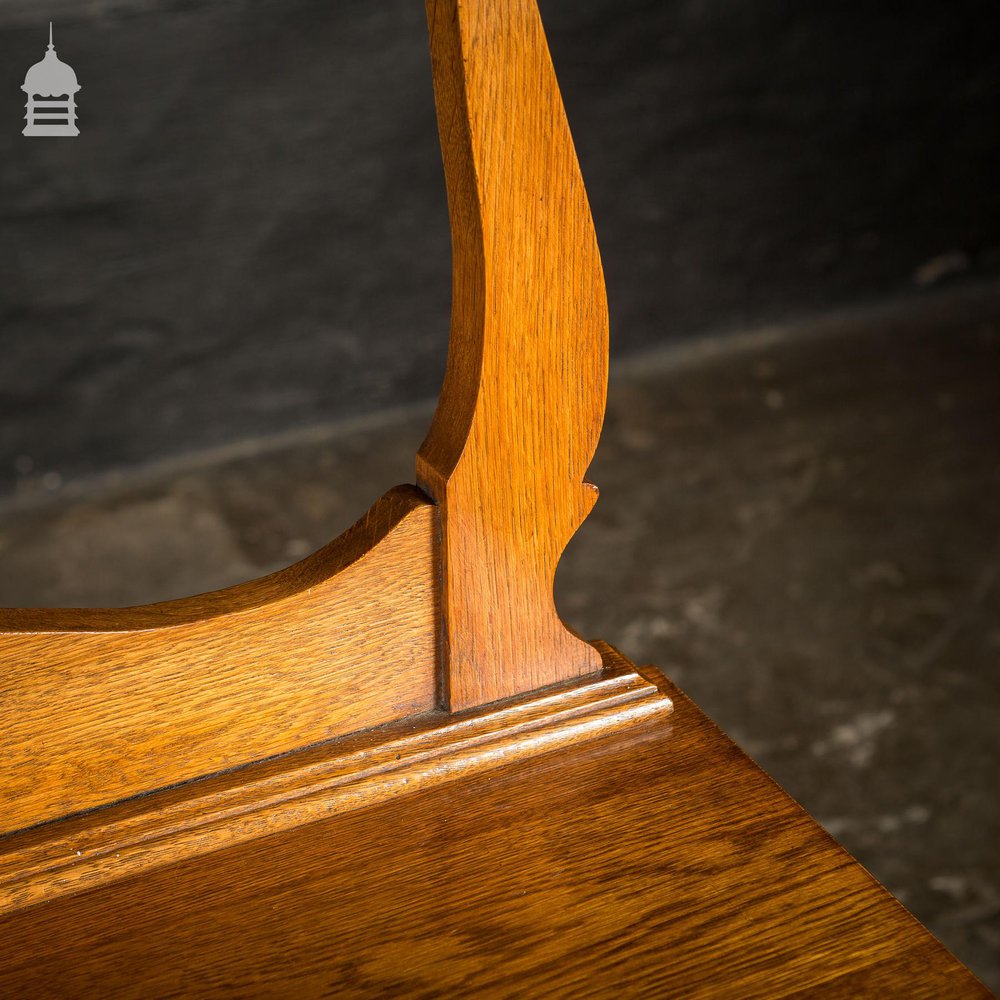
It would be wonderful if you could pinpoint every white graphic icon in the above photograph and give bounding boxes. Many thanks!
[22,23,80,137]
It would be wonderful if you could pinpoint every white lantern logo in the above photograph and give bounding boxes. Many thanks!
[22,23,80,138]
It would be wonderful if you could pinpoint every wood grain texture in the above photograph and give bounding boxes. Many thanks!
[0,647,671,914]
[0,2,985,994]
[417,0,609,709]
[0,659,986,998]
[0,486,438,835]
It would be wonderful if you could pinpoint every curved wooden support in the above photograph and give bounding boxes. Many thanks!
[418,0,610,709]
[0,0,611,834]
[0,487,438,835]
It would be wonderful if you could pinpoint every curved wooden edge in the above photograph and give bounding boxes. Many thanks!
[1,0,611,832]
[418,0,609,710]
[0,487,439,835]
[0,485,428,633]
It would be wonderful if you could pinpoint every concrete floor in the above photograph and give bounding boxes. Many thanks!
[2,287,998,989]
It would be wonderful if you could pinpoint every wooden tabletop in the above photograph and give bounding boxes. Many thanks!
[0,675,987,998]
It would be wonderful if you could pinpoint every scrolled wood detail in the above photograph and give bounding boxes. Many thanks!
[418,0,610,710]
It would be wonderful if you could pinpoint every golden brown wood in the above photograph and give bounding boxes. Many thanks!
[417,0,609,710]
[0,661,986,998]
[0,648,671,914]
[0,1,988,994]
[0,486,438,835]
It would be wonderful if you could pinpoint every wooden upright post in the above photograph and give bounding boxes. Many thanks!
[418,0,609,710]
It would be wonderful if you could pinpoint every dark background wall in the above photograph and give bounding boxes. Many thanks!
[2,0,999,497]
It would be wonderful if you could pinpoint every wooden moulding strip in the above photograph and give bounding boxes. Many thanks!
[0,651,672,914]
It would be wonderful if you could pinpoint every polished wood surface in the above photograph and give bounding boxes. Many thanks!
[417,0,608,709]
[0,486,438,834]
[0,672,986,998]
[0,0,987,993]
[0,645,670,914]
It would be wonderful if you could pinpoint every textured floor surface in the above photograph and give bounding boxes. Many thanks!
[2,288,998,990]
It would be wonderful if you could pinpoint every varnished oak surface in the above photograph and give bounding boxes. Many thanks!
[0,0,986,993]
[0,486,438,834]
[417,0,608,708]
[0,647,671,913]
[0,672,985,998]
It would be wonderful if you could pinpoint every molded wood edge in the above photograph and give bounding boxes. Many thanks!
[0,646,672,914]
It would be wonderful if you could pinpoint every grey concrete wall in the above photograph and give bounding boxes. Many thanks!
[2,0,998,496]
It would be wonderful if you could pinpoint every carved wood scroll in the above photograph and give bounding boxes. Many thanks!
[418,0,610,710]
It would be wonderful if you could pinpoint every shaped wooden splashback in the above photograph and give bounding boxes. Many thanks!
[0,0,609,830]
